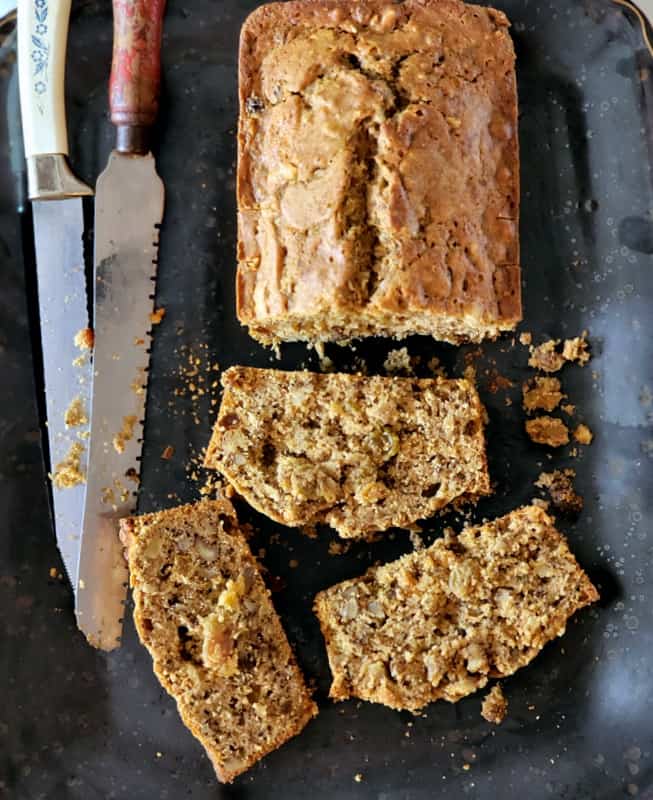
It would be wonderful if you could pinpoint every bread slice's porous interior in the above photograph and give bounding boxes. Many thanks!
[205,367,491,539]
[314,505,598,711]
[121,500,317,783]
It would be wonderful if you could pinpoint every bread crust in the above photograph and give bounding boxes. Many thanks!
[237,0,521,345]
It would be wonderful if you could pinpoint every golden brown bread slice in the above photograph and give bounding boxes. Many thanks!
[314,505,598,711]
[120,500,317,783]
[204,366,490,539]
[237,0,520,346]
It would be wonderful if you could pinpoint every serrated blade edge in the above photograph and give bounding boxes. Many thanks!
[76,151,164,650]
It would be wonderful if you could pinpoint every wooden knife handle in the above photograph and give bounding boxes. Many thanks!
[109,0,166,154]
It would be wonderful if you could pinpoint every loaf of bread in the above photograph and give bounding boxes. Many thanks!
[314,505,598,711]
[204,366,490,539]
[237,0,520,346]
[120,500,317,783]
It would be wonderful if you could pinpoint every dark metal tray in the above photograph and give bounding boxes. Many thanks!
[2,0,653,797]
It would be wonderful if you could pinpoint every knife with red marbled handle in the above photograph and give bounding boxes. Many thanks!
[77,0,166,650]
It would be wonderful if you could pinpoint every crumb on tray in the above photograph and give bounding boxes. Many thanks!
[535,469,583,515]
[528,340,565,373]
[161,445,174,460]
[383,347,415,375]
[522,377,565,413]
[198,473,229,500]
[481,685,508,724]
[525,416,570,447]
[328,541,351,557]
[562,335,590,365]
[573,423,593,445]
[150,307,166,325]
[528,333,591,373]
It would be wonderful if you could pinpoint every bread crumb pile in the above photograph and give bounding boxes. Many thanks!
[51,442,85,489]
[520,332,594,450]
[64,396,88,429]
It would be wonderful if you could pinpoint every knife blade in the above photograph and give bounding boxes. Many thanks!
[17,0,93,586]
[76,0,166,650]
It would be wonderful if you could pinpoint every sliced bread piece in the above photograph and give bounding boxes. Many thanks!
[314,505,598,711]
[205,366,490,539]
[120,500,317,783]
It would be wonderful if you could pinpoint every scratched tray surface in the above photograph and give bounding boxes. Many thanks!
[2,0,653,797]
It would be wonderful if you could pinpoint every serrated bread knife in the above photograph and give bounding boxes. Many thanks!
[76,0,166,650]
[18,0,93,587]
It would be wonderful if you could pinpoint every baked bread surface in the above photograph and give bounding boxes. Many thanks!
[314,505,598,710]
[205,366,490,539]
[120,500,317,783]
[237,0,521,345]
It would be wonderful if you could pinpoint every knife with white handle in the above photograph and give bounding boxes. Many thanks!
[18,0,93,588]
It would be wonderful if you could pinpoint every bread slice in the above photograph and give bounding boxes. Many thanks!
[120,500,317,783]
[314,505,598,711]
[237,0,520,346]
[205,366,490,539]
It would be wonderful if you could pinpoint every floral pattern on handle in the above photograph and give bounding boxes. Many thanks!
[31,0,49,95]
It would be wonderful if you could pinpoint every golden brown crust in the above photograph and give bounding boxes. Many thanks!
[236,0,521,346]
[121,500,317,783]
[204,366,491,539]
[314,505,598,711]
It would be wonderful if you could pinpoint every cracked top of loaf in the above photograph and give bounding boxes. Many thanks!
[237,0,521,346]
